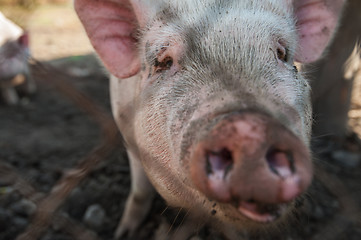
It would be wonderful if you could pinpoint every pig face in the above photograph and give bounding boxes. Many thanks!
[0,39,29,81]
[75,0,345,235]
[130,1,314,227]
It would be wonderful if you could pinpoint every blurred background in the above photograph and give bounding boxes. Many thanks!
[1,0,93,60]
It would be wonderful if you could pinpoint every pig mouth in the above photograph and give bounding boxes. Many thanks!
[237,200,286,223]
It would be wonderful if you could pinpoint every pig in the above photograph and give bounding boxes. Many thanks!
[75,0,346,239]
[0,12,36,105]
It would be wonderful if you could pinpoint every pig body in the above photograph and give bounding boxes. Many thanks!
[0,12,35,105]
[75,0,346,239]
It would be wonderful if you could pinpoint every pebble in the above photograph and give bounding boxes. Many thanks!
[310,206,325,220]
[12,216,28,229]
[41,232,73,240]
[0,208,11,231]
[331,150,361,168]
[82,204,106,230]
[10,199,37,217]
[65,188,88,219]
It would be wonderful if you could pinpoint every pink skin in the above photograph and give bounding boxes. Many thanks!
[74,0,141,78]
[294,0,346,62]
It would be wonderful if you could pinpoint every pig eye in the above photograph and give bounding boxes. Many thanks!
[275,39,289,63]
[277,46,288,62]
[154,56,173,73]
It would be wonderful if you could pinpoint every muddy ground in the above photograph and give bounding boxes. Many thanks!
[1,2,361,240]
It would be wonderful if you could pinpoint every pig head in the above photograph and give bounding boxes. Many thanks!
[0,12,35,105]
[75,0,345,238]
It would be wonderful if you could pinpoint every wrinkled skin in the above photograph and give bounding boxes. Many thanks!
[75,0,346,239]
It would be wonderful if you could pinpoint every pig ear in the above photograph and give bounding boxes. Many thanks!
[293,0,346,63]
[75,0,146,78]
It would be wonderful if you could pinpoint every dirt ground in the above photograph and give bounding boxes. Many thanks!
[1,2,361,240]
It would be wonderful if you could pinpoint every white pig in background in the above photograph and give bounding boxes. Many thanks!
[75,0,346,239]
[0,12,36,105]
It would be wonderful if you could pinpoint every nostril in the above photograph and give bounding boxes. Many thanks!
[206,148,233,179]
[266,148,295,178]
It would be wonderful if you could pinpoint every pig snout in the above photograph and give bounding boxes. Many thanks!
[189,111,312,223]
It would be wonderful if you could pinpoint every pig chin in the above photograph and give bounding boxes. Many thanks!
[180,109,312,226]
[220,197,291,225]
